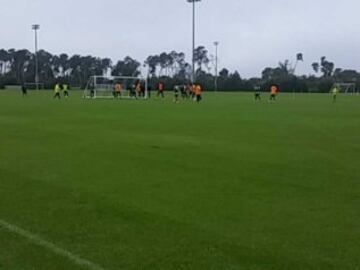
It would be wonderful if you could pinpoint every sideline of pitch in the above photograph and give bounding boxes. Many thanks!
[0,219,105,270]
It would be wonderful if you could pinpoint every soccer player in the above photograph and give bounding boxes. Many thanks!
[186,83,192,99]
[332,85,339,103]
[135,81,142,99]
[21,84,28,97]
[147,85,152,99]
[269,84,279,101]
[180,85,188,99]
[156,82,165,98]
[254,86,261,101]
[191,83,196,100]
[89,83,95,98]
[114,82,122,98]
[53,83,61,99]
[195,83,202,103]
[173,85,180,103]
[63,83,69,98]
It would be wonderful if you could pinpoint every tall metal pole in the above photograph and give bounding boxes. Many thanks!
[32,24,40,90]
[214,41,219,92]
[187,0,201,83]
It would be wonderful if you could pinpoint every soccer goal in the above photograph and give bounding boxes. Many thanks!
[83,76,148,99]
[332,83,357,94]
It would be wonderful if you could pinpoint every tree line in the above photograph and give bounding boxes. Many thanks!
[1,47,359,92]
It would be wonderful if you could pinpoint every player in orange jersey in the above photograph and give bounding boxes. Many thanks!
[195,83,202,103]
[269,84,279,101]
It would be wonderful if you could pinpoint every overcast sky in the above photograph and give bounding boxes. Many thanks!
[1,0,360,77]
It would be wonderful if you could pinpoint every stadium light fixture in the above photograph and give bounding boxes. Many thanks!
[214,41,219,92]
[31,24,40,90]
[187,0,201,83]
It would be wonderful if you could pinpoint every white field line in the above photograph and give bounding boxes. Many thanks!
[0,219,105,270]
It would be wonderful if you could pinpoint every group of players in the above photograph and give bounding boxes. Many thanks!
[253,84,279,101]
[173,83,203,103]
[111,80,146,99]
[155,82,203,103]
[21,83,70,99]
[253,84,341,103]
[21,81,341,103]
[53,83,70,99]
[109,81,203,103]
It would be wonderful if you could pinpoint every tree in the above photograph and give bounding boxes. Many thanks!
[278,60,291,76]
[37,50,56,82]
[219,68,229,78]
[0,49,9,75]
[100,58,112,76]
[194,46,209,71]
[312,62,320,73]
[1,47,358,93]
[333,69,358,82]
[145,55,158,77]
[8,49,32,83]
[320,57,335,77]
[59,53,69,76]
[111,56,140,77]
[312,57,335,77]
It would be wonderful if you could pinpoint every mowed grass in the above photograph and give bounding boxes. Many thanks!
[0,90,359,270]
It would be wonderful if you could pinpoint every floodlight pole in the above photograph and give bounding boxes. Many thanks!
[32,24,40,90]
[214,41,219,92]
[187,0,201,83]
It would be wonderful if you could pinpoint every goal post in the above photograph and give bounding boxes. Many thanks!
[332,83,357,94]
[83,75,148,99]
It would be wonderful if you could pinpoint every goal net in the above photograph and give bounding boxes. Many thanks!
[83,76,148,99]
[332,83,357,94]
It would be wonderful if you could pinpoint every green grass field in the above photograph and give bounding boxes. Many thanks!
[0,90,359,270]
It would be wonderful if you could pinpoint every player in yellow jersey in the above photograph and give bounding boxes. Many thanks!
[54,83,61,99]
[331,85,340,103]
[63,83,69,98]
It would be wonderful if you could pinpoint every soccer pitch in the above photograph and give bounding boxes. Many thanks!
[0,90,359,270]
